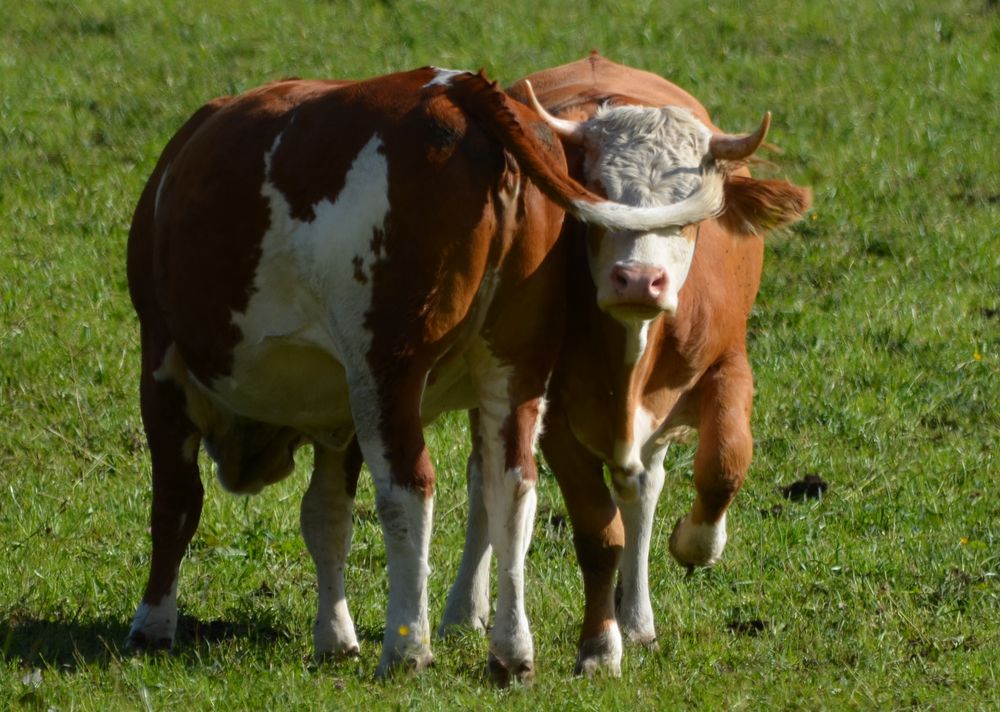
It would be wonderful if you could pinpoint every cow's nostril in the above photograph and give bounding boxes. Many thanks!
[649,271,667,296]
[611,266,630,294]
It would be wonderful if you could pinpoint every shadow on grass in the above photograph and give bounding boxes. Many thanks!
[0,611,298,670]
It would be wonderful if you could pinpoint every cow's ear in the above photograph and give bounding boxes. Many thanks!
[717,175,812,236]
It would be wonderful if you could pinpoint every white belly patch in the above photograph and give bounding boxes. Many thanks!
[213,133,392,427]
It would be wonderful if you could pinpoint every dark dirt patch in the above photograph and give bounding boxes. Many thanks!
[759,504,784,518]
[546,512,567,531]
[727,619,769,636]
[781,474,828,501]
[979,307,1000,320]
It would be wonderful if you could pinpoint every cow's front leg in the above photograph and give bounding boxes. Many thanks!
[542,409,624,677]
[128,341,203,650]
[439,410,492,636]
[669,358,753,568]
[301,439,363,659]
[612,458,666,647]
[349,375,435,677]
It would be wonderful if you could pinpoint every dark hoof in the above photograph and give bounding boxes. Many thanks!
[315,645,361,663]
[125,631,173,653]
[374,649,434,679]
[487,652,534,688]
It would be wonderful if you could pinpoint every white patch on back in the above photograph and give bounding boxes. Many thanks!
[423,67,469,88]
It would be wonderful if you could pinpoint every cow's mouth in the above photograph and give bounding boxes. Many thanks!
[603,302,664,321]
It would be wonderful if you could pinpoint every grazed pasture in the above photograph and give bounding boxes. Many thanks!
[1,1,997,708]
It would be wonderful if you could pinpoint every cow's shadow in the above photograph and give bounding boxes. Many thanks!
[0,610,339,671]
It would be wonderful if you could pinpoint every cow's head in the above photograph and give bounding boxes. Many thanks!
[525,83,811,324]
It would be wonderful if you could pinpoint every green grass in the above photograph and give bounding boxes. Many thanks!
[2,0,998,708]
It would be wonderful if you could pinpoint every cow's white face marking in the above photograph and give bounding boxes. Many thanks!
[423,67,469,88]
[588,228,697,318]
[581,105,715,322]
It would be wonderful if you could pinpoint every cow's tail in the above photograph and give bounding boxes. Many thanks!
[448,71,724,233]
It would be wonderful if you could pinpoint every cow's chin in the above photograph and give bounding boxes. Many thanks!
[602,302,668,324]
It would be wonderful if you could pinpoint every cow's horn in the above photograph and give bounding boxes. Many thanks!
[523,80,587,145]
[709,112,771,161]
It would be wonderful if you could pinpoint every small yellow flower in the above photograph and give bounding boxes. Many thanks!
[960,537,969,545]
[973,352,982,361]
[812,213,818,221]
[398,625,410,637]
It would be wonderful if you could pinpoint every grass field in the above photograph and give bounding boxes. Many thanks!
[2,0,998,708]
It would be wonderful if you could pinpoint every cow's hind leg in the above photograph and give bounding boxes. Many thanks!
[471,345,549,686]
[128,341,203,650]
[542,409,624,677]
[669,356,753,568]
[439,410,492,637]
[348,370,436,678]
[301,438,363,659]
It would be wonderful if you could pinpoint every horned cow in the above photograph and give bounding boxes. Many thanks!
[442,54,812,675]
[125,66,701,682]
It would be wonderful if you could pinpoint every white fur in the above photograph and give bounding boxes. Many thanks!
[371,473,435,676]
[209,133,389,427]
[301,446,359,657]
[128,577,177,646]
[575,623,623,677]
[439,447,492,635]
[588,226,698,319]
[469,339,538,674]
[585,106,713,206]
[423,67,468,88]
[575,105,722,317]
[622,321,651,365]
[570,176,721,234]
[613,462,665,645]
[610,406,669,643]
[611,406,659,500]
[669,512,728,566]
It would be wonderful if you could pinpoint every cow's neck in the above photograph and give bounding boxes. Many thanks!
[599,311,663,473]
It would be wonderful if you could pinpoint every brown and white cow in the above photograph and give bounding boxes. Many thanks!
[441,54,811,675]
[124,66,715,681]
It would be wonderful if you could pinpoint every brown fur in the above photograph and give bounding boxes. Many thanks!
[509,54,811,663]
